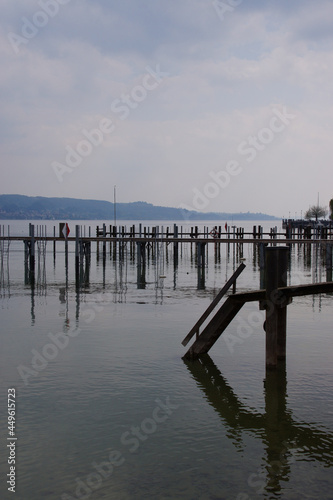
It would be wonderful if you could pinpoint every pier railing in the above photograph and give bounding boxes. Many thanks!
[1,221,333,243]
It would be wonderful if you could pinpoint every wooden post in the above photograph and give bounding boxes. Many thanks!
[64,226,68,279]
[174,224,179,267]
[102,223,106,261]
[53,226,56,260]
[96,226,100,260]
[265,247,289,369]
[197,242,206,289]
[75,225,80,284]
[326,243,332,282]
[29,223,35,281]
[137,241,146,289]
[197,263,205,290]
[259,242,266,270]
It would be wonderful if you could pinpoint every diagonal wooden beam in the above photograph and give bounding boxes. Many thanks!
[182,263,246,346]
[183,297,245,360]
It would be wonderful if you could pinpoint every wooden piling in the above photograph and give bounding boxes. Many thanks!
[174,224,179,266]
[326,243,333,281]
[53,226,56,260]
[29,223,35,280]
[137,241,146,289]
[259,243,266,270]
[264,247,289,369]
[75,225,80,284]
[102,223,106,261]
[197,242,206,268]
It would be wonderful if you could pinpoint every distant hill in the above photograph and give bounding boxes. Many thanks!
[0,195,279,221]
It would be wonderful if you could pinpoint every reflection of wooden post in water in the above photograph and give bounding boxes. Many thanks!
[197,266,205,290]
[183,354,333,497]
[263,363,291,492]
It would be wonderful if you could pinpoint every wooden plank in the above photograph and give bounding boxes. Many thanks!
[230,290,266,302]
[182,263,246,346]
[1,236,333,245]
[183,297,245,359]
[230,282,333,303]
[279,282,333,298]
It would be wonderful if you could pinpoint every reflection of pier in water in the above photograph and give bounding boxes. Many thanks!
[184,354,333,497]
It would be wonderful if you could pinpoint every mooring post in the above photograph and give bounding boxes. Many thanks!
[326,243,333,282]
[197,242,206,268]
[53,226,56,260]
[197,242,205,289]
[96,226,100,261]
[64,227,69,278]
[102,223,106,261]
[137,223,142,264]
[137,243,146,289]
[75,225,80,284]
[174,223,179,267]
[259,242,266,270]
[29,223,35,280]
[265,247,289,369]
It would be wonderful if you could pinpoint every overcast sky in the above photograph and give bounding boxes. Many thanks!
[1,0,333,217]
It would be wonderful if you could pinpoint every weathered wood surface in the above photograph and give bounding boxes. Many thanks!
[278,282,333,298]
[184,280,333,361]
[1,236,333,245]
[182,263,246,347]
[183,297,245,359]
[264,247,289,368]
[229,282,333,303]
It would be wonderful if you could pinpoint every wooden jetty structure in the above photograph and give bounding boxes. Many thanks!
[182,246,333,369]
[1,222,333,362]
[0,221,333,288]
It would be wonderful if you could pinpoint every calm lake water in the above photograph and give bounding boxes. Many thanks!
[1,220,333,500]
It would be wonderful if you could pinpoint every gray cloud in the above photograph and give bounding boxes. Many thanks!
[1,0,333,216]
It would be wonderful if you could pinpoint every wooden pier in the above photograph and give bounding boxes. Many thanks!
[1,222,333,290]
[182,246,333,369]
[1,222,333,365]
